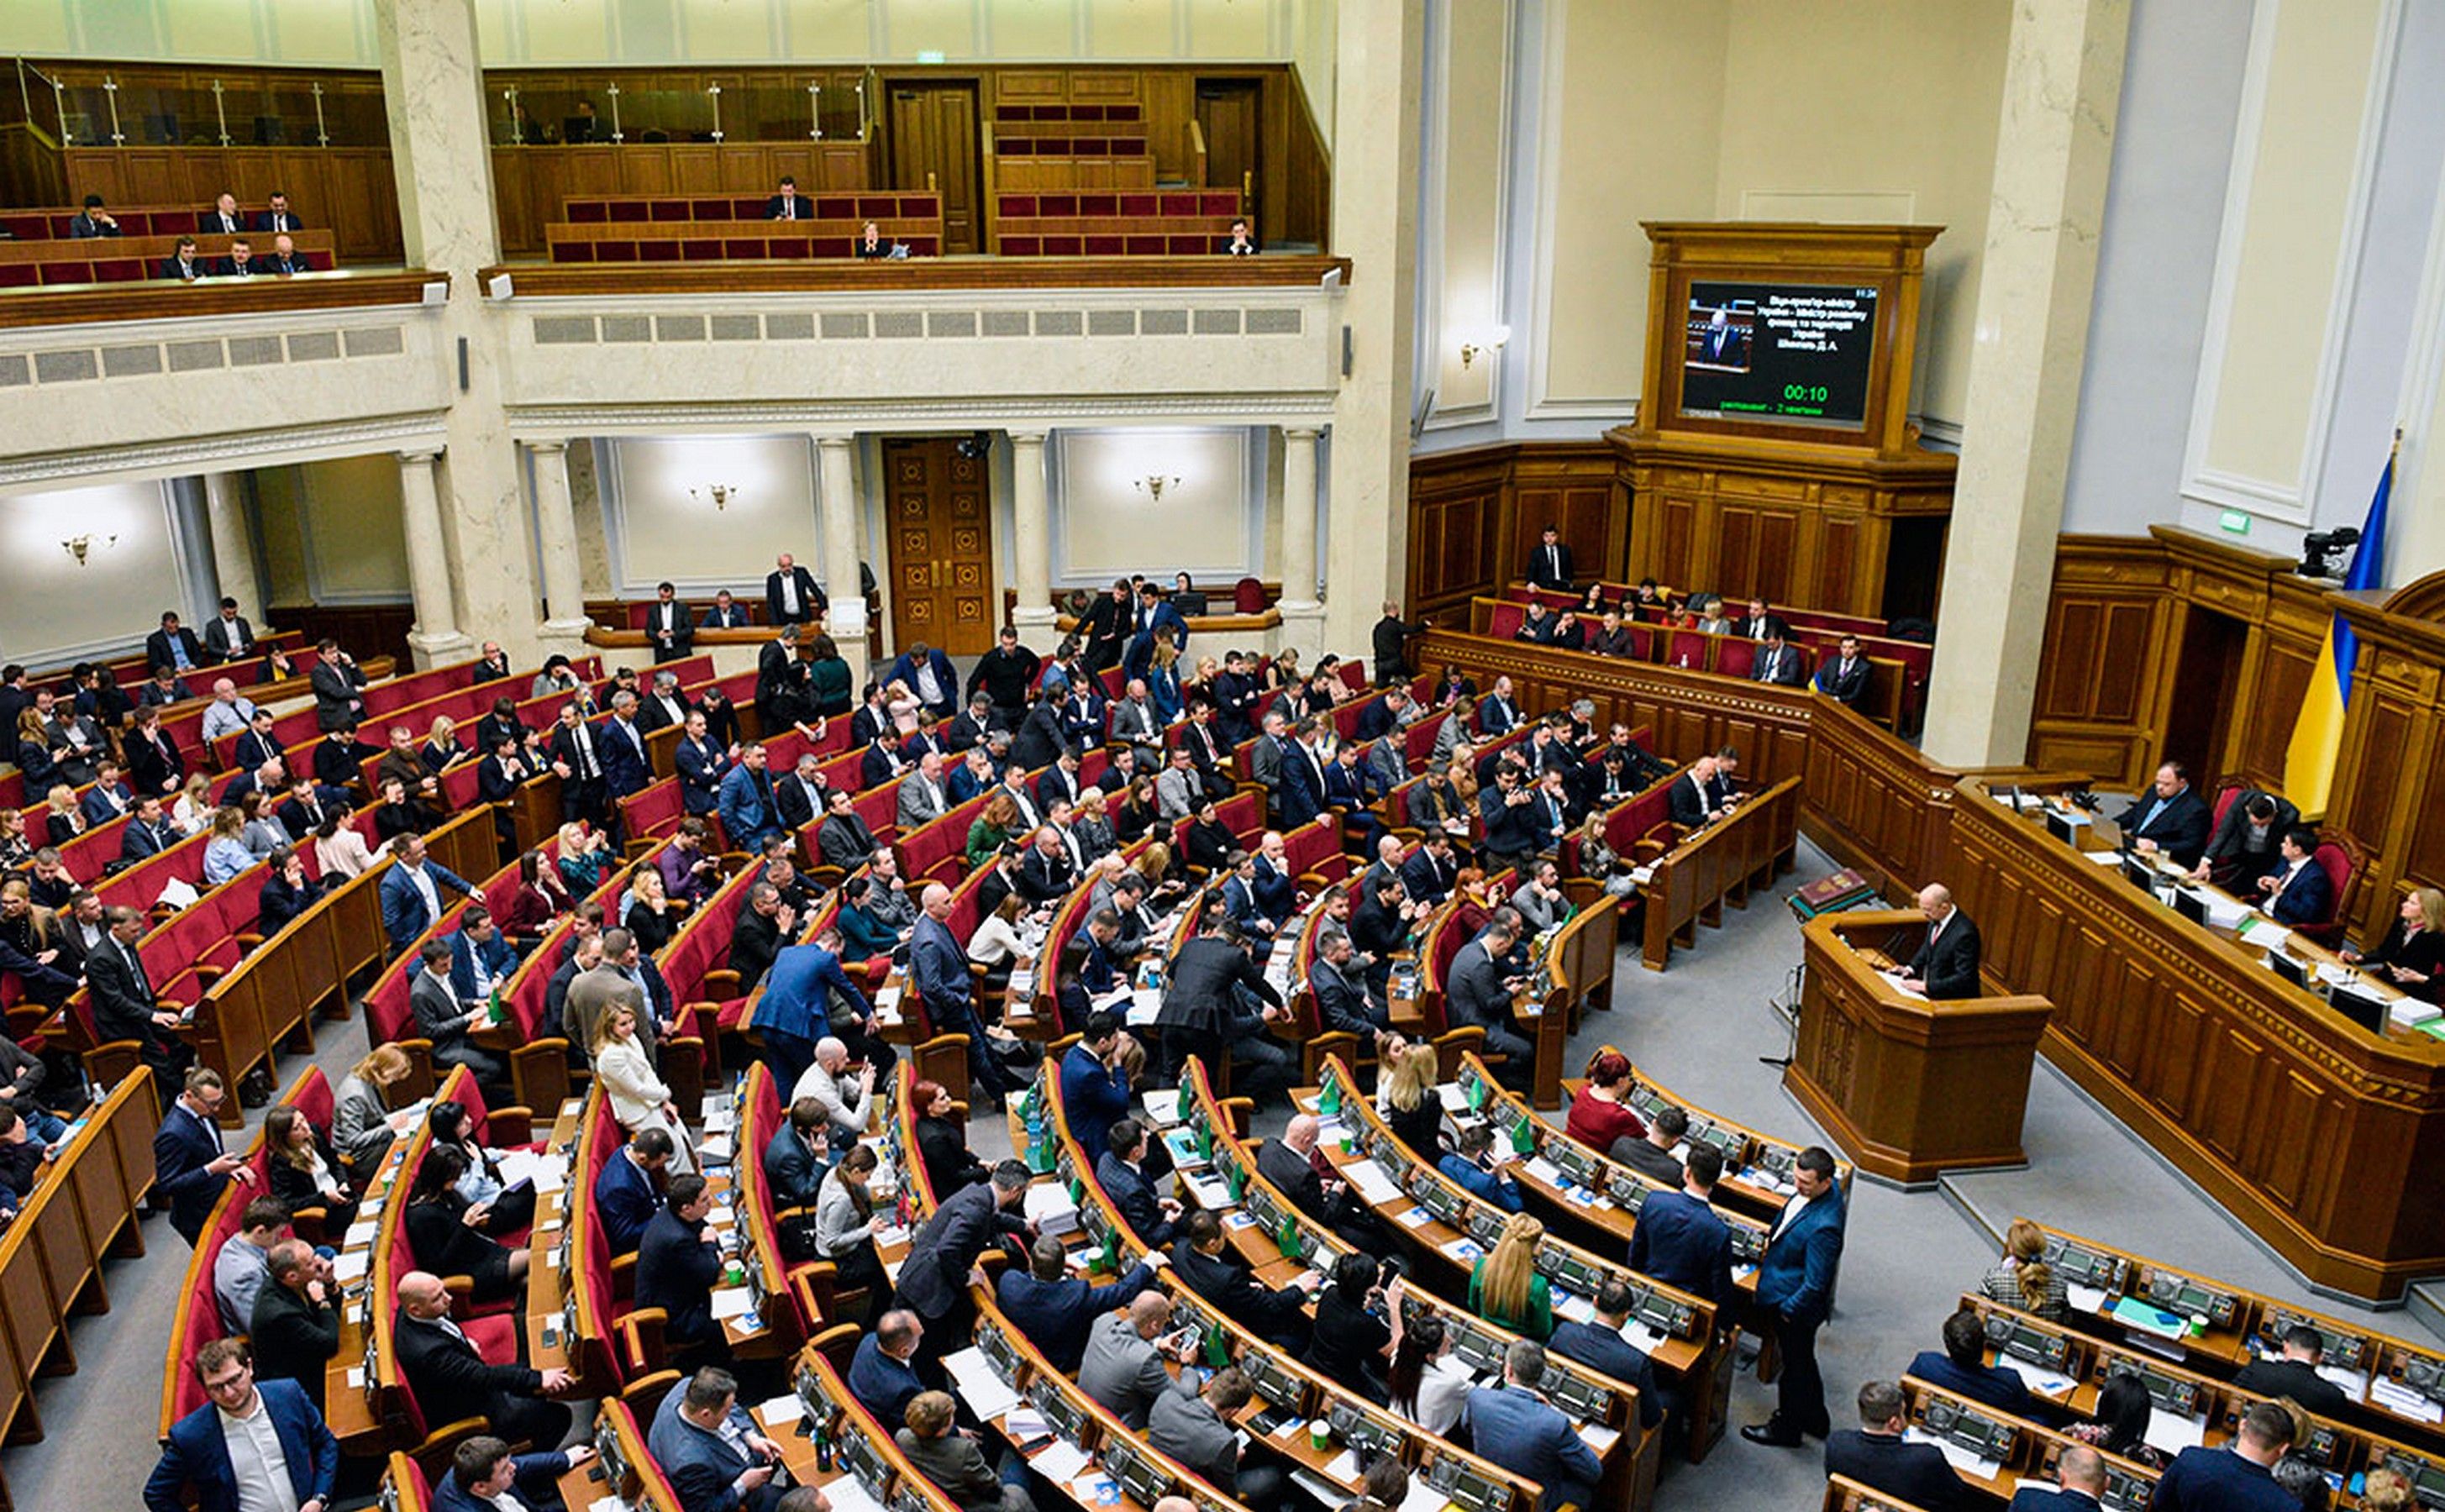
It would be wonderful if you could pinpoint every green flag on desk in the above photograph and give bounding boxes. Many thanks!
[1318,1076,1342,1117]
[1277,1215,1302,1260]
[1100,1222,1121,1272]
[1223,1158,1246,1202]
[1467,1074,1486,1112]
[1196,1119,1215,1159]
[1511,1116,1537,1157]
[1206,1324,1231,1370]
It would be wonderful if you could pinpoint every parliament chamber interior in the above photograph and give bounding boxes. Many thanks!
[7,1,2445,1509]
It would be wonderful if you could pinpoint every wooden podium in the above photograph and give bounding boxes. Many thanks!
[1785,911,2053,1185]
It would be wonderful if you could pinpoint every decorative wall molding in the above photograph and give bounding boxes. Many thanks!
[0,414,450,491]
[507,396,1336,434]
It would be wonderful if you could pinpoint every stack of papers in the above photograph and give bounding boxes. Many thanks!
[2143,1410,2208,1455]
[1140,1090,1183,1126]
[2374,1377,2445,1424]
[1030,1441,1092,1483]
[943,1346,1021,1420]
[1023,1182,1081,1236]
[2238,917,2295,950]
[755,1394,804,1428]
[1905,1431,2002,1481]
[1522,1157,1565,1187]
[823,1476,889,1512]
[2108,1296,2191,1339]
[1342,1159,1404,1205]
[1183,1173,1236,1209]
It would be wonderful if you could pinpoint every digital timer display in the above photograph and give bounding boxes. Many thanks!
[1678,281,1878,429]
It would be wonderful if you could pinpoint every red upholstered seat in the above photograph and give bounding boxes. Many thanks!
[608,202,649,223]
[1234,576,1267,614]
[1714,638,1757,680]
[818,197,856,219]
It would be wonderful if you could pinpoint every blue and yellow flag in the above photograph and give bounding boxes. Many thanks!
[2283,444,2395,816]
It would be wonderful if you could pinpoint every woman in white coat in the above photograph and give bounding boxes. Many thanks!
[589,1002,694,1173]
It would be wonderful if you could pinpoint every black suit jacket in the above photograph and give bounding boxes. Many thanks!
[1823,1430,1974,1512]
[394,1312,546,1425]
[1752,645,1808,686]
[250,1283,340,1411]
[765,566,827,625]
[1444,941,1513,1034]
[87,937,162,1046]
[253,209,307,233]
[643,600,695,659]
[1908,911,1983,999]
[2117,785,2212,869]
[1525,541,1575,591]
[1170,1237,1307,1336]
[202,615,257,661]
[146,627,205,672]
[159,255,204,281]
[765,193,816,220]
[1817,655,1870,705]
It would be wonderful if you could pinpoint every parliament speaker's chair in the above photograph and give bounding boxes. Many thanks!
[2296,835,2365,948]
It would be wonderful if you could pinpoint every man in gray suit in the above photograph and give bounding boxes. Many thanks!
[1108,680,1164,764]
[1155,747,1202,822]
[1147,1367,1283,1505]
[897,752,949,830]
[1078,1293,1185,1429]
[562,929,654,1062]
[408,937,510,1089]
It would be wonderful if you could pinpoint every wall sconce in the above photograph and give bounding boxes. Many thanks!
[1459,325,1512,369]
[61,533,118,566]
[690,483,741,512]
[1134,475,1182,502]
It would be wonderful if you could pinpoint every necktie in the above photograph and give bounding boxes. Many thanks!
[124,941,150,1000]
[575,727,596,778]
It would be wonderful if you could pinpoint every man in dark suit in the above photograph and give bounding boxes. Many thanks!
[1401,832,1458,904]
[147,611,207,675]
[1906,1307,2038,1418]
[1311,931,1391,1053]
[1464,1341,1601,1512]
[394,1270,573,1451]
[599,692,653,804]
[1669,754,1727,828]
[201,598,259,663]
[997,1233,1159,1374]
[1372,600,1430,685]
[1743,1147,1846,1446]
[145,1339,339,1512]
[1752,628,1808,687]
[1170,1208,1317,1352]
[151,1067,250,1242]
[1524,525,1575,591]
[1096,1118,1180,1247]
[765,176,816,221]
[203,192,245,235]
[2150,1403,2300,1512]
[1548,1280,1667,1429]
[253,191,304,234]
[212,238,261,278]
[1446,916,1534,1089]
[120,797,178,863]
[2232,1324,2353,1417]
[849,1312,929,1425]
[2007,1445,2107,1512]
[159,235,206,281]
[1154,915,1293,1100]
[1899,884,1982,1000]
[593,1127,671,1255]
[250,1240,341,1412]
[644,580,695,663]
[700,590,751,629]
[673,710,728,816]
[434,1435,588,1512]
[232,710,285,774]
[636,1175,728,1370]
[2118,761,2212,869]
[764,552,826,627]
[2192,790,2298,890]
[2253,826,2334,927]
[1737,599,1777,640]
[1822,1380,1974,1512]
[1625,1143,1735,1302]
[893,1160,1031,1374]
[1478,674,1522,735]
[96,906,198,1109]
[276,775,345,839]
[68,194,120,239]
[308,642,367,731]
[755,623,802,730]
[649,1367,787,1512]
[885,642,961,718]
[545,702,610,827]
[1815,634,1871,706]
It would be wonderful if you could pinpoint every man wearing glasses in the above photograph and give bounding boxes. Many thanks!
[145,1337,339,1512]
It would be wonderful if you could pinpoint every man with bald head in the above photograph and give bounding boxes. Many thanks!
[394,1270,574,1449]
[1896,883,1981,1000]
[2007,1444,2104,1511]
[1081,1291,1195,1428]
[1259,1112,1392,1252]
[200,678,260,743]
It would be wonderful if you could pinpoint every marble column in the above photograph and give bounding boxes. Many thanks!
[1322,0,1423,655]
[376,0,543,663]
[528,440,592,654]
[816,434,872,689]
[398,449,472,666]
[1922,0,2132,769]
[1278,428,1327,653]
[1009,432,1057,635]
[201,472,260,620]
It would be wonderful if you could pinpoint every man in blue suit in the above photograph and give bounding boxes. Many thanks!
[1743,1146,1845,1446]
[886,642,961,719]
[648,1366,789,1512]
[849,1310,929,1427]
[80,759,134,825]
[2006,1442,2106,1512]
[145,1338,339,1512]
[1277,725,1328,828]
[154,1068,255,1244]
[1134,584,1190,654]
[2253,826,2334,927]
[1547,1279,1666,1430]
[1463,1341,1601,1512]
[718,743,781,853]
[1906,1307,2038,1419]
[599,691,654,803]
[120,796,179,862]
[996,1232,1160,1374]
[379,833,475,953]
[1625,1144,1737,1304]
[446,909,520,1002]
[1059,1013,1134,1175]
[749,932,890,1091]
[1096,1118,1179,1247]
[592,1126,672,1256]
[673,709,730,816]
[2152,1403,2298,1512]
[636,1175,727,1371]
[435,1433,589,1512]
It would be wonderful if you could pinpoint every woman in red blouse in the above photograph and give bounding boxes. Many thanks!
[1564,1048,1647,1152]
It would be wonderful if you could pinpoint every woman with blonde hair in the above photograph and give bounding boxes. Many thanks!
[2344,885,2445,1003]
[1181,654,1221,710]
[1469,1211,1554,1340]
[42,785,84,847]
[202,805,259,885]
[1978,1218,2067,1320]
[1073,789,1116,866]
[592,1002,693,1172]
[555,821,615,892]
[1381,1041,1442,1161]
[1147,637,1184,723]
[1575,811,1636,897]
[334,1043,417,1168]
[171,772,216,836]
[622,862,677,954]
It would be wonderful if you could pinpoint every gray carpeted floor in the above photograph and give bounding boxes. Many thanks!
[45,834,2444,1509]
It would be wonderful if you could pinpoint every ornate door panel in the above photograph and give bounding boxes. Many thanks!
[884,438,996,656]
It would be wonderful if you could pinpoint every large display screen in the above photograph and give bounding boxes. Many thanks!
[1679,281,1879,429]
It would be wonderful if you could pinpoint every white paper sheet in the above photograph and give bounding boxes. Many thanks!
[2065,1284,2109,1315]
[1401,1481,1456,1512]
[1030,1440,1092,1483]
[709,1287,755,1320]
[1522,1157,1564,1186]
[1436,1084,1470,1111]
[2143,1410,2208,1455]
[1342,1159,1404,1206]
[332,1250,369,1283]
[756,1394,805,1427]
[823,1473,890,1512]
[1905,1430,2001,1481]
[1322,1450,1362,1482]
[2237,916,2292,948]
[943,1346,1022,1420]
[1141,1090,1183,1126]
[2373,1376,2445,1423]
[1579,1424,1621,1454]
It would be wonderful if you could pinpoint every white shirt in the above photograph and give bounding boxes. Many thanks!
[914,661,944,706]
[403,863,442,927]
[1413,1354,1476,1435]
[1771,1191,1812,1242]
[202,698,259,742]
[217,1393,302,1512]
[779,573,800,614]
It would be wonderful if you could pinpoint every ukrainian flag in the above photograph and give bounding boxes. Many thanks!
[2282,444,2395,817]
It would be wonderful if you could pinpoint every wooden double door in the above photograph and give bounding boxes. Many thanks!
[882,438,996,656]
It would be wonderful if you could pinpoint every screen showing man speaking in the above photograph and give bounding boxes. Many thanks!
[1680,281,1878,429]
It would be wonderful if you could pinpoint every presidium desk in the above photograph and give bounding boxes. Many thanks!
[1786,910,2053,1187]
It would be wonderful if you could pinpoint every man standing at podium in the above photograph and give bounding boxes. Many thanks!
[1896,885,1982,1000]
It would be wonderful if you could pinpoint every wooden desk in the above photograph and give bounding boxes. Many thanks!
[1563,1047,1857,1221]
[1949,778,2445,1299]
[1638,776,1800,970]
[1786,909,2053,1184]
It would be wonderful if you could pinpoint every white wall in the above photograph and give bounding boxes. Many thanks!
[602,435,821,594]
[1049,428,1260,585]
[253,457,413,604]
[0,482,195,665]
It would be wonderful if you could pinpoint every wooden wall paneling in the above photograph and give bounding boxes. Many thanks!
[1811,509,1868,615]
[491,150,538,254]
[668,145,722,192]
